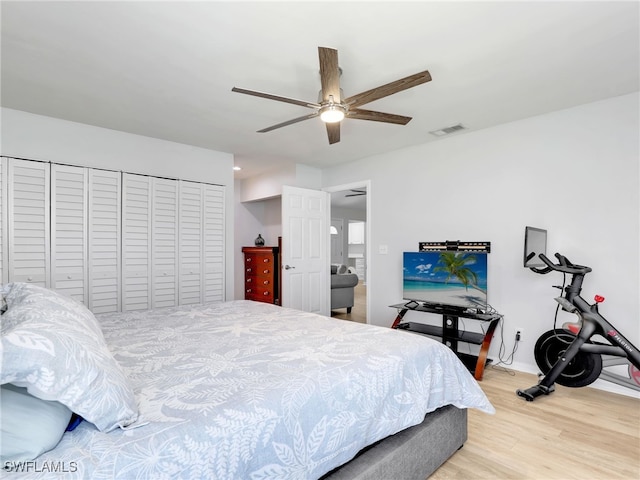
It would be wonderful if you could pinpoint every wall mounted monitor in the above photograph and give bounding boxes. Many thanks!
[523,226,547,268]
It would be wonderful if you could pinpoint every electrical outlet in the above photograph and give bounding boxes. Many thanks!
[516,330,523,342]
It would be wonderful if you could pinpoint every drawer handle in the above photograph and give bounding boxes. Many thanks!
[263,258,270,263]
[246,268,252,273]
[246,278,252,283]
[246,289,252,293]
[246,258,251,262]
[263,291,270,296]
[263,280,270,285]
[263,269,270,274]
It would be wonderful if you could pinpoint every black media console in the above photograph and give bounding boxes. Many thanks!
[390,302,501,380]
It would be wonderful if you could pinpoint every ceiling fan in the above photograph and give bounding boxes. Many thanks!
[345,189,366,197]
[232,47,432,145]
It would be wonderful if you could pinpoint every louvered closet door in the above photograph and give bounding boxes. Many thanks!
[0,158,8,284]
[151,178,179,308]
[178,181,202,305]
[88,169,121,314]
[202,184,225,303]
[51,164,88,303]
[6,159,51,286]
[179,181,225,305]
[122,173,152,311]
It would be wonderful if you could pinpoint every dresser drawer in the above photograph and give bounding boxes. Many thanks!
[245,254,274,268]
[245,276,273,288]
[245,266,275,278]
[245,286,275,303]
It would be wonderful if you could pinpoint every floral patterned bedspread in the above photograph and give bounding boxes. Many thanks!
[16,300,494,479]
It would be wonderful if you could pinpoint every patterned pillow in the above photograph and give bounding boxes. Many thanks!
[0,283,139,432]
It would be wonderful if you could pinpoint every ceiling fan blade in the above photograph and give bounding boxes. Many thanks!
[343,70,432,109]
[232,87,320,109]
[257,112,319,133]
[348,108,412,125]
[345,189,366,197]
[325,122,340,144]
[318,47,341,102]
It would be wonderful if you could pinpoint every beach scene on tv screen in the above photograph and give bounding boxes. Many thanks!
[403,251,488,308]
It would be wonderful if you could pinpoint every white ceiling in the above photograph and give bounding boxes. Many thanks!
[1,1,638,181]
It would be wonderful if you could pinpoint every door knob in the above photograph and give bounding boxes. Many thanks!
[284,265,295,270]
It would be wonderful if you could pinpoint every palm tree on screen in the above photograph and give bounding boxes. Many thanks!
[433,252,480,291]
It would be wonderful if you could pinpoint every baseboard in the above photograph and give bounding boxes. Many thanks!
[504,362,640,399]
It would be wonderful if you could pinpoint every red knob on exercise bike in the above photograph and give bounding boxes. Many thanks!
[594,295,605,303]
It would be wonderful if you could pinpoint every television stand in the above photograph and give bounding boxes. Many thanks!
[390,303,501,380]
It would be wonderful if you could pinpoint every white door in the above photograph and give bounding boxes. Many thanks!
[281,185,330,315]
[51,164,88,304]
[178,181,203,305]
[6,158,51,287]
[122,173,152,311]
[201,184,225,303]
[151,177,179,309]
[88,169,122,314]
[0,158,8,284]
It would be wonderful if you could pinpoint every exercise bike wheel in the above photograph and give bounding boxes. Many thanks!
[534,329,603,388]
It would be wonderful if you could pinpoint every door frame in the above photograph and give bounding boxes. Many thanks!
[324,180,371,324]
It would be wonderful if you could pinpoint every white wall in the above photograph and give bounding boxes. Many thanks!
[321,93,639,393]
[1,108,236,299]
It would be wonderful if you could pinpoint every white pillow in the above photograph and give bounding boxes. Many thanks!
[1,283,139,432]
[0,383,72,463]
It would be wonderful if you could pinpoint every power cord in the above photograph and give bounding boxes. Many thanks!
[491,316,518,375]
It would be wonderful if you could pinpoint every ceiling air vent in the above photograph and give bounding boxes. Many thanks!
[429,124,466,137]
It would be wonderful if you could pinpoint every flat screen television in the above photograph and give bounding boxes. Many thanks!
[403,251,488,311]
[523,226,547,268]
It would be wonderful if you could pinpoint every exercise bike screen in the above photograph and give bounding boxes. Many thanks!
[524,226,547,268]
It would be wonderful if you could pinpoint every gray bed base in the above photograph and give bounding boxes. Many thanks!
[322,405,467,480]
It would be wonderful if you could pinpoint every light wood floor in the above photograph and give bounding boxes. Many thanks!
[331,283,639,479]
[431,366,640,479]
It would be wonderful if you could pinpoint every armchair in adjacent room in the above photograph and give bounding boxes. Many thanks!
[330,264,359,313]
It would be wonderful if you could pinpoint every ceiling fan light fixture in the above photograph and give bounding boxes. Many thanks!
[319,104,346,123]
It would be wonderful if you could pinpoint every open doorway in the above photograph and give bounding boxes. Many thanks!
[326,181,370,324]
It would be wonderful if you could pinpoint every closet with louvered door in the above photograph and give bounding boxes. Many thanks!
[50,164,88,304]
[2,157,225,310]
[87,169,122,314]
[122,173,152,311]
[4,158,51,287]
[151,178,179,309]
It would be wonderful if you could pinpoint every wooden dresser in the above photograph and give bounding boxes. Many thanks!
[242,246,280,305]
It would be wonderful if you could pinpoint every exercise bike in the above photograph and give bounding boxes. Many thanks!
[516,252,640,401]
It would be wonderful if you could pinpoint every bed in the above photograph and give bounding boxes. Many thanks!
[1,283,494,479]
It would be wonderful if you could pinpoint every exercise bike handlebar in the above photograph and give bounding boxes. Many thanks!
[532,253,592,275]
